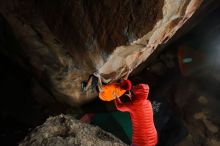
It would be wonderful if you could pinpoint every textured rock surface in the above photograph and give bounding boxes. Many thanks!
[19,114,127,146]
[0,0,203,106]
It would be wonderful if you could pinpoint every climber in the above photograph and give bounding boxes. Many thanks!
[82,72,132,101]
[115,84,158,146]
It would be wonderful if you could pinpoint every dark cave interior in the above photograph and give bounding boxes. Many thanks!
[1,3,220,146]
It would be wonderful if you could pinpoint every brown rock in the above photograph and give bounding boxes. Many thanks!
[0,0,203,106]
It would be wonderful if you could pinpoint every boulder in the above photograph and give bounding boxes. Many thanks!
[0,0,203,106]
[19,114,127,146]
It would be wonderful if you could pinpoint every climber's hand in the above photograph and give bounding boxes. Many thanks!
[115,84,150,112]
[125,91,132,101]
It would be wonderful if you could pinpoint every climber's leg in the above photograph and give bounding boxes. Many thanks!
[82,74,103,92]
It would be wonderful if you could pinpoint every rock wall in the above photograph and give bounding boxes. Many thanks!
[0,0,203,106]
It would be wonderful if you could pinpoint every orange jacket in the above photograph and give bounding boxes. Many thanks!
[99,83,126,101]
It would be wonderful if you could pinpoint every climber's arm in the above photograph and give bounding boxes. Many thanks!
[114,97,132,112]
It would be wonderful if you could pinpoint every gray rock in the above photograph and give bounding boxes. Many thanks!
[19,114,128,146]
